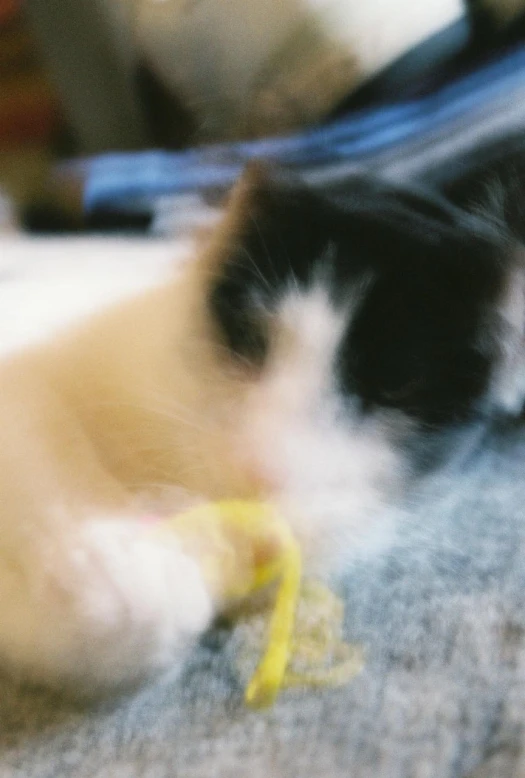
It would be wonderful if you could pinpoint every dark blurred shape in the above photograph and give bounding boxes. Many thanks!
[21,201,153,234]
[25,0,151,153]
[136,60,197,150]
[0,1,59,146]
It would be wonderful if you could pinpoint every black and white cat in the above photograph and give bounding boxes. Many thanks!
[0,162,522,694]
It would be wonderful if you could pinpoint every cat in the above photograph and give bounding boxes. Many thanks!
[0,164,522,695]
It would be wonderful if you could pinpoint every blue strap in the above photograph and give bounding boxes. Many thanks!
[76,44,525,211]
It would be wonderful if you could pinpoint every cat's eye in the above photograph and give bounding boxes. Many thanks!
[209,280,269,369]
[378,376,426,404]
[222,317,269,368]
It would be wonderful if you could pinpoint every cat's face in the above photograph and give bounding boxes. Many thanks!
[175,166,524,571]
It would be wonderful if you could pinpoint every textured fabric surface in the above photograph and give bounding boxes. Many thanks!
[1,240,525,777]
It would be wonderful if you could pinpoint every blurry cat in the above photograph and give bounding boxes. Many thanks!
[0,165,522,693]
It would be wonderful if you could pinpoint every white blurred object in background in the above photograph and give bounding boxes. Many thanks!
[134,0,464,138]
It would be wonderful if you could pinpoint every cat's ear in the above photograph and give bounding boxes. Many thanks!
[199,162,308,273]
[198,163,267,272]
[220,162,275,236]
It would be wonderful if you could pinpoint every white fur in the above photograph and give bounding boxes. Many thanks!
[223,285,405,576]
[0,516,212,691]
[136,0,462,136]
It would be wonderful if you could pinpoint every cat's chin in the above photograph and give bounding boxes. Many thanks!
[274,484,400,580]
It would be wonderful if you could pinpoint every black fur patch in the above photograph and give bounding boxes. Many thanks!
[209,169,510,425]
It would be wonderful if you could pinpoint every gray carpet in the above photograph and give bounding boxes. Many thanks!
[2,419,525,777]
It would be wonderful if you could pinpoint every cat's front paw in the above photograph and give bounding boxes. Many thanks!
[6,517,217,692]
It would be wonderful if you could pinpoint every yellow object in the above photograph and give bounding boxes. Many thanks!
[160,500,363,708]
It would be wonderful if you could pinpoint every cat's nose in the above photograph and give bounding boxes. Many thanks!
[242,459,284,495]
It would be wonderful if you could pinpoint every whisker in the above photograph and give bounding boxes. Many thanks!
[238,246,273,292]
[249,211,279,284]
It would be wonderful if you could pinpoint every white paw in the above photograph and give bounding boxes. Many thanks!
[0,518,214,693]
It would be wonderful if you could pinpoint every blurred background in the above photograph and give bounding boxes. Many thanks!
[2,0,525,235]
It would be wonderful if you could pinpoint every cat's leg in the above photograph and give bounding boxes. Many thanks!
[0,366,216,693]
[0,359,278,694]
